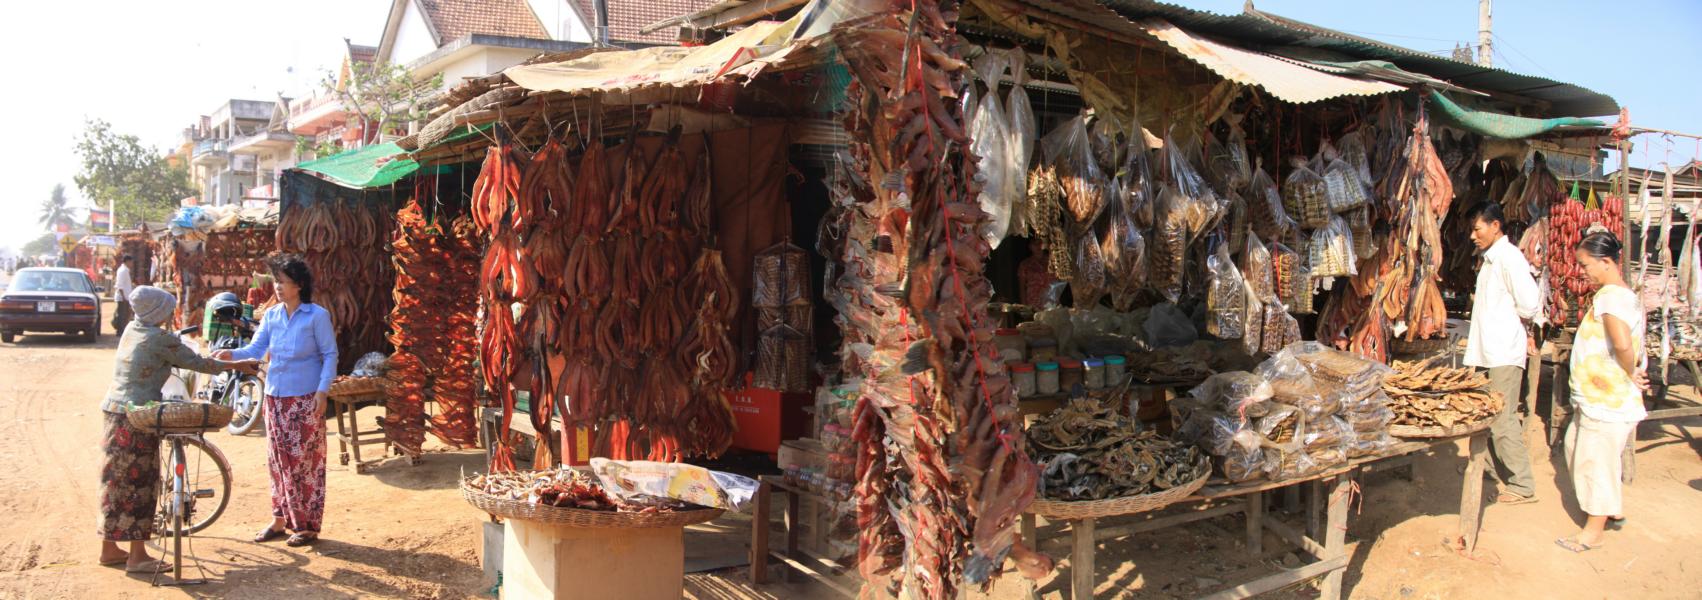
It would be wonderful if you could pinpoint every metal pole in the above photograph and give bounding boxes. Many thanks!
[593,0,610,46]
[1477,0,1493,67]
[1620,139,1633,281]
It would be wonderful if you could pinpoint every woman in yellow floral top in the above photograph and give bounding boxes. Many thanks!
[1557,231,1647,553]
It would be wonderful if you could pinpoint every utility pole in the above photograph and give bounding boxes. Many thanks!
[1477,0,1493,67]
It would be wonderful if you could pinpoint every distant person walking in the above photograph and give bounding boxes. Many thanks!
[111,256,135,334]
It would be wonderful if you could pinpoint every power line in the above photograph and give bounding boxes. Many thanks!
[1335,29,1462,44]
[1491,32,1556,78]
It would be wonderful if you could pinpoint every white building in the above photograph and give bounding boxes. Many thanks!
[185,99,284,207]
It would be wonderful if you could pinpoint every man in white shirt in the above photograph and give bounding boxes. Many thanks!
[1463,203,1542,504]
[111,256,135,333]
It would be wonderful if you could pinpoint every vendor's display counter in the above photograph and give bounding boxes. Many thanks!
[1020,431,1491,600]
[503,519,688,599]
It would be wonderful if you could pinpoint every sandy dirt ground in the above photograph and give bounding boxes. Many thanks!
[0,301,1697,599]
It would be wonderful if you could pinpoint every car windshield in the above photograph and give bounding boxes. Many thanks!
[9,271,92,294]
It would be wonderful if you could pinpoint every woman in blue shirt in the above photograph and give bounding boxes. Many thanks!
[217,254,337,547]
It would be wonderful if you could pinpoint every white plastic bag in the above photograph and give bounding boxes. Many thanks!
[590,458,759,512]
[969,51,1013,249]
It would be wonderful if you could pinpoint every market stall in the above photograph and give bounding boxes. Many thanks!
[163,205,278,329]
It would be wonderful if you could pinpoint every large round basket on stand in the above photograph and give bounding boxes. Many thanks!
[1027,468,1210,519]
[1389,418,1493,439]
[460,477,723,528]
[127,402,234,434]
[461,476,725,599]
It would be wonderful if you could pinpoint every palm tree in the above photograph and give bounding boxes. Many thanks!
[38,184,75,231]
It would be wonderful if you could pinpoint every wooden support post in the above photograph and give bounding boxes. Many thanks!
[1305,480,1323,542]
[1071,518,1096,600]
[750,482,770,585]
[1320,473,1352,600]
[1021,513,1041,600]
[1549,360,1571,448]
[1245,491,1263,556]
[782,490,801,583]
[1458,434,1490,552]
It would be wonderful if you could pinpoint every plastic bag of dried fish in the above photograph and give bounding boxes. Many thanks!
[1041,113,1109,227]
[1284,157,1331,229]
[1164,129,1224,237]
[1244,231,1276,302]
[1225,191,1248,255]
[1072,229,1109,307]
[1321,142,1370,213]
[1309,215,1359,279]
[1206,243,1248,339]
[1249,163,1297,241]
[1254,403,1305,448]
[1241,278,1264,356]
[1151,184,1190,303]
[1005,49,1038,239]
[969,52,1014,249]
[1102,202,1149,311]
[1115,114,1156,228]
[1259,301,1302,355]
[1255,349,1336,418]
[1288,340,1390,398]
[1337,131,1375,193]
[1187,371,1275,417]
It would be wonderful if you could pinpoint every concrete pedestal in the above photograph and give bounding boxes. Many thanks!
[502,519,684,599]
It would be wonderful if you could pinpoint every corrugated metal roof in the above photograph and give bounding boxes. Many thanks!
[1094,0,1617,117]
[1138,17,1401,104]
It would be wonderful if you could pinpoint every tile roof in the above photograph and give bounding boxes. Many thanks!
[571,0,720,45]
[417,0,549,43]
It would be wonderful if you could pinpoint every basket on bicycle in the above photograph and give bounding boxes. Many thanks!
[127,402,234,433]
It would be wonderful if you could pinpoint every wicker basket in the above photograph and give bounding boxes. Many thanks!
[460,480,724,528]
[127,402,233,433]
[1027,467,1210,519]
[1389,336,1454,358]
[1389,418,1493,439]
[330,376,388,397]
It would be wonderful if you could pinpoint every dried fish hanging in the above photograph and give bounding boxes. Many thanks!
[836,4,1048,596]
[384,187,482,451]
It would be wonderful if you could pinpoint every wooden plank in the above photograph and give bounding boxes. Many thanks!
[1196,554,1350,600]
[1645,406,1702,421]
[1458,434,1489,552]
[750,482,770,585]
[1305,480,1322,542]
[1091,502,1246,543]
[1320,474,1352,600]
[1071,518,1096,600]
[1245,491,1263,556]
[783,490,801,584]
[1260,517,1328,560]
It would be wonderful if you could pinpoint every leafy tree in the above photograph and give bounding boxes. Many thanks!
[294,135,343,161]
[72,120,197,227]
[21,233,57,256]
[324,61,444,145]
[38,184,76,231]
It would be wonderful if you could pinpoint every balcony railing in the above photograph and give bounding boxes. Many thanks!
[193,139,228,157]
[289,94,342,118]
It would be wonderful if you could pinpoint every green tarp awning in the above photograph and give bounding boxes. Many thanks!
[1430,90,1606,139]
[295,124,492,188]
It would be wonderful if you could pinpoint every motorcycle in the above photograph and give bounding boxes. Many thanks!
[163,308,266,435]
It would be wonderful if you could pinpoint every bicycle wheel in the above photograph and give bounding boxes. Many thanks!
[172,441,185,582]
[154,435,233,537]
[226,376,265,436]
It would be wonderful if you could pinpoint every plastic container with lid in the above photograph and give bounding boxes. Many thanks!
[1104,355,1127,383]
[1009,362,1037,398]
[994,328,1026,363]
[1029,338,1059,363]
[1036,362,1061,395]
[1058,358,1085,393]
[1083,358,1107,390]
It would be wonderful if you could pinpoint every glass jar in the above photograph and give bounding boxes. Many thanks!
[1083,358,1107,390]
[1058,358,1085,393]
[1009,362,1037,398]
[1029,338,1058,363]
[1104,355,1127,383]
[994,328,1026,363]
[1036,362,1061,395]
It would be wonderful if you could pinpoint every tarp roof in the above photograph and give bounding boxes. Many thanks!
[502,17,805,95]
[294,125,490,188]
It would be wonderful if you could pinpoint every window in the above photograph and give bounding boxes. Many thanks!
[10,271,93,294]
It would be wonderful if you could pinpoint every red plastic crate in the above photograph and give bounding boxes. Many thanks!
[725,374,812,456]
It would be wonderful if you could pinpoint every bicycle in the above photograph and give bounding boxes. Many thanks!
[146,428,231,586]
[168,322,265,435]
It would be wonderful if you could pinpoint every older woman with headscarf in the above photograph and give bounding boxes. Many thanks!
[98,286,260,574]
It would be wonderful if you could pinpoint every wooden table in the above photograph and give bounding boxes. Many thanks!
[748,476,858,597]
[329,391,413,473]
[1022,432,1491,600]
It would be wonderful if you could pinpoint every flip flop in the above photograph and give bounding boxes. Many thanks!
[255,527,287,543]
[286,532,318,547]
[99,556,128,567]
[124,558,172,574]
[1555,537,1601,553]
[1495,492,1538,505]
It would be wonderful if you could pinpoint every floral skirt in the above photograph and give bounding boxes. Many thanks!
[266,393,327,533]
[97,412,159,541]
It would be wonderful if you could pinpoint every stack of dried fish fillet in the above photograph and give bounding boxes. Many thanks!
[1383,355,1502,429]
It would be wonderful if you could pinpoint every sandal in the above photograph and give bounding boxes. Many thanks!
[1494,492,1538,505]
[1555,536,1601,553]
[286,532,318,547]
[125,558,172,574]
[254,527,287,543]
[99,556,128,567]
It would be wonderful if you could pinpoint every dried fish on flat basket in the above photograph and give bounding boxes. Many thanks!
[1383,355,1502,435]
[1028,398,1210,504]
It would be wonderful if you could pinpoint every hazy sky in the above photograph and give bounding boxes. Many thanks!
[1,0,1697,254]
